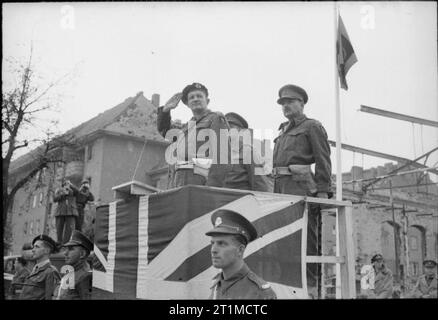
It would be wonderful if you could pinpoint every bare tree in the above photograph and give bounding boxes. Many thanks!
[2,45,77,238]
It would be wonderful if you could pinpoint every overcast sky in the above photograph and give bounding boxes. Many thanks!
[3,2,438,177]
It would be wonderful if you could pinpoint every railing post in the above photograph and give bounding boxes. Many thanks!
[338,205,356,298]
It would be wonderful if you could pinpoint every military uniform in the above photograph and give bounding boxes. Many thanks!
[19,260,60,300]
[75,180,94,231]
[209,263,276,299]
[54,262,92,300]
[8,267,30,299]
[410,259,437,298]
[157,83,230,188]
[54,230,94,300]
[272,84,332,296]
[373,265,393,298]
[205,209,277,300]
[224,112,272,192]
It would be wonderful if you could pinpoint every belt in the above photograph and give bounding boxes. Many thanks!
[175,161,194,170]
[175,159,213,171]
[272,165,311,177]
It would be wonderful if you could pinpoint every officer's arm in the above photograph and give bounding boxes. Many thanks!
[206,113,231,187]
[308,123,332,194]
[45,270,58,300]
[88,192,95,202]
[53,189,65,202]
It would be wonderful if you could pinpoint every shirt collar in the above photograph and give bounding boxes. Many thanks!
[222,263,250,282]
[33,259,50,273]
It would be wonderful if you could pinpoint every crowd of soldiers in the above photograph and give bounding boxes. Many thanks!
[5,82,436,300]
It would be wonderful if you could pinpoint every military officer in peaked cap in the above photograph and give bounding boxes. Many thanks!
[54,230,94,300]
[205,209,277,299]
[410,258,437,298]
[19,234,61,300]
[272,84,332,298]
[223,112,272,192]
[156,82,231,188]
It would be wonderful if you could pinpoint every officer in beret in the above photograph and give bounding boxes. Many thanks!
[53,230,93,300]
[410,258,437,298]
[205,209,277,299]
[223,112,272,192]
[370,253,393,299]
[74,179,94,232]
[19,234,61,300]
[273,84,332,297]
[157,83,230,188]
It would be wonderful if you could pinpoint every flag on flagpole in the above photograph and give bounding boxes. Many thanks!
[337,15,358,90]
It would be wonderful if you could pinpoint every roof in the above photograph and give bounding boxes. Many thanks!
[9,92,163,173]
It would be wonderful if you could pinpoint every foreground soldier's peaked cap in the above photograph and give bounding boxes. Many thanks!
[277,84,308,105]
[225,112,249,129]
[181,82,209,105]
[62,230,93,252]
[32,234,59,253]
[205,209,258,244]
[423,258,437,268]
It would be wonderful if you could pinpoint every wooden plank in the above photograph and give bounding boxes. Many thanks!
[305,256,345,264]
[360,105,438,128]
[301,203,309,298]
[337,206,356,299]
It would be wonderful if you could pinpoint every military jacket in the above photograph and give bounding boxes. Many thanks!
[209,263,277,299]
[411,275,437,298]
[54,184,79,217]
[373,266,393,298]
[19,261,60,300]
[273,115,332,194]
[54,263,92,300]
[157,107,230,187]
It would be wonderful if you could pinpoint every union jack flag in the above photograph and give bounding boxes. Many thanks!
[93,185,310,299]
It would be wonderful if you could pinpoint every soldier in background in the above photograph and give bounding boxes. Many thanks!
[19,235,61,300]
[206,209,277,299]
[223,112,272,192]
[410,258,437,298]
[7,257,30,299]
[54,230,93,300]
[371,253,393,299]
[74,179,94,232]
[54,179,79,244]
[156,83,230,188]
[272,84,332,298]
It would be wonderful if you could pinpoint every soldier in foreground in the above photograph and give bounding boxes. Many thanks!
[19,235,61,300]
[205,209,277,299]
[54,230,93,300]
[157,82,230,187]
[272,84,332,297]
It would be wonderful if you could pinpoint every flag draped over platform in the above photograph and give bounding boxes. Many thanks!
[93,185,310,299]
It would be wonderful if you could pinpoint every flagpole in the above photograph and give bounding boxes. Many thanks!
[333,2,342,299]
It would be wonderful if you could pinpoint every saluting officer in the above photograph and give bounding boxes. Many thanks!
[205,209,277,299]
[19,235,61,300]
[272,84,332,298]
[157,83,230,188]
[223,112,272,192]
[54,230,93,300]
[410,258,437,299]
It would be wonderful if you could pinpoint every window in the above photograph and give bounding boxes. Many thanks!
[410,262,419,276]
[410,236,418,250]
[332,225,336,236]
[30,221,34,235]
[36,219,41,234]
[87,144,93,161]
[32,195,37,208]
[39,192,44,206]
[23,222,28,235]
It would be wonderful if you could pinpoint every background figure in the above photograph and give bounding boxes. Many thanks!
[74,179,94,232]
[54,230,93,300]
[54,179,79,244]
[7,257,30,299]
[409,258,437,298]
[223,112,271,192]
[206,209,277,299]
[370,254,393,298]
[19,235,60,300]
[156,82,230,188]
[272,84,332,298]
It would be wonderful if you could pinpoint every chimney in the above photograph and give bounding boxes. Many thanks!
[151,94,160,108]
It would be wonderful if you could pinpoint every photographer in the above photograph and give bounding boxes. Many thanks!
[75,179,94,232]
[54,179,79,244]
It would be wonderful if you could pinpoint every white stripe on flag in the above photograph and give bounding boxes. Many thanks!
[106,201,117,292]
[136,195,149,296]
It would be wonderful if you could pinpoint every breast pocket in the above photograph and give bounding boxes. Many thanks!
[283,129,309,153]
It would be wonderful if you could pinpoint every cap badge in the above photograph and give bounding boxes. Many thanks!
[195,83,201,88]
[214,217,222,227]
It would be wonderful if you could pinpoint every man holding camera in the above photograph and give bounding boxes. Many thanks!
[74,179,94,232]
[54,179,79,244]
